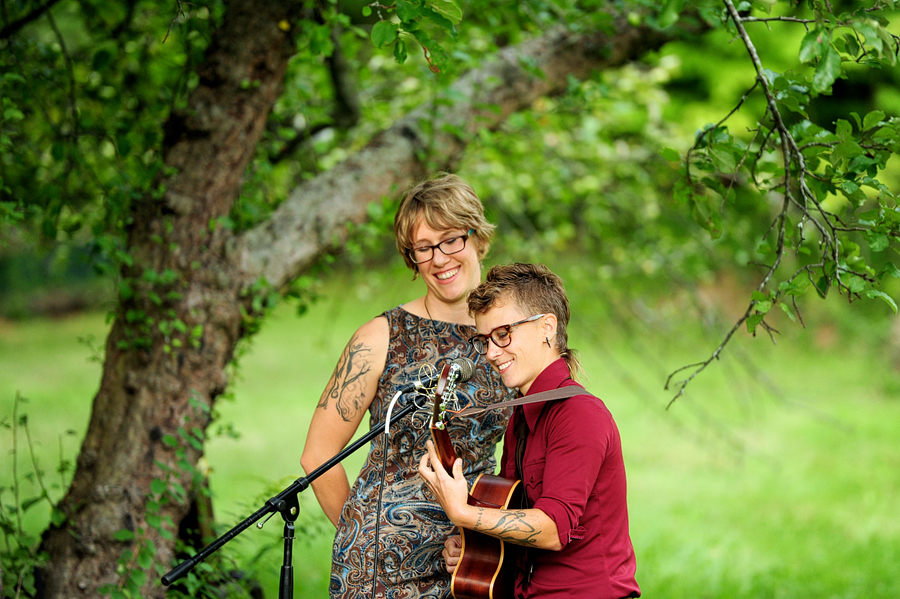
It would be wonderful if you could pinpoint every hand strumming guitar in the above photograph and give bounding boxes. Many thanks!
[418,440,562,552]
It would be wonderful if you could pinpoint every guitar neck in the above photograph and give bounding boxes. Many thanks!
[430,424,458,473]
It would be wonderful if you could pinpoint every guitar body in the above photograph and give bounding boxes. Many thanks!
[429,370,522,599]
[452,474,523,599]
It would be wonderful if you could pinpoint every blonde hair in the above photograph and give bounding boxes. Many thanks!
[468,263,582,380]
[394,174,494,276]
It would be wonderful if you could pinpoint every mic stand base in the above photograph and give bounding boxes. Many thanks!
[279,519,295,599]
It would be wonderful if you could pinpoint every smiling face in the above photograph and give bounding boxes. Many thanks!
[393,174,494,276]
[411,218,483,307]
[474,296,558,395]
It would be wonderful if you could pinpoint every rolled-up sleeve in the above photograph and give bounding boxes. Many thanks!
[530,398,610,549]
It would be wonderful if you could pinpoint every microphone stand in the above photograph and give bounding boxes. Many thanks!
[161,398,421,598]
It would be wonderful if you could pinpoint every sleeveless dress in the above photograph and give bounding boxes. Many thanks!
[330,306,514,599]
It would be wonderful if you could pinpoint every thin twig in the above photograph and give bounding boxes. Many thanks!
[0,0,63,40]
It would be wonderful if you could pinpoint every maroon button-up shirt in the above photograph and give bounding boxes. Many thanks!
[499,359,640,598]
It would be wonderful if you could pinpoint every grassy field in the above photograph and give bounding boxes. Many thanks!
[2,267,899,598]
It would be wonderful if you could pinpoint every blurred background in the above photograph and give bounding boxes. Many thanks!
[2,1,899,597]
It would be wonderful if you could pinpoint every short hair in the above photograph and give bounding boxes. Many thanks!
[468,263,581,379]
[394,174,494,276]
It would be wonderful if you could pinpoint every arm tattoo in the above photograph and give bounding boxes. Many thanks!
[473,509,541,547]
[318,334,373,421]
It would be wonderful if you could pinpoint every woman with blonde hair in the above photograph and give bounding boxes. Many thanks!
[301,174,514,598]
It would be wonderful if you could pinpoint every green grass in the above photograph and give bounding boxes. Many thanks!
[2,268,899,598]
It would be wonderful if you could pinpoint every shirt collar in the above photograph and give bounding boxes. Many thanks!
[519,358,575,430]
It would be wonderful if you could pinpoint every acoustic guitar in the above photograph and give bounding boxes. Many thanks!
[429,364,523,599]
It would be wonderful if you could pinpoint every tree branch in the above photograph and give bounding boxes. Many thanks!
[235,14,705,289]
[0,0,63,40]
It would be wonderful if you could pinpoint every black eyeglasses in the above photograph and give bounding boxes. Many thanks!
[407,229,474,264]
[470,314,547,355]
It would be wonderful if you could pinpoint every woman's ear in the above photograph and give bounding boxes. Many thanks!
[541,313,558,339]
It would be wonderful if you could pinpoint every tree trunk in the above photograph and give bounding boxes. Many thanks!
[37,1,302,596]
[37,4,701,597]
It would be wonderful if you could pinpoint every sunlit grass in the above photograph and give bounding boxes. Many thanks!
[2,266,899,598]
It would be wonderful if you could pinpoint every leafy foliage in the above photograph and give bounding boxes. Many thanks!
[0,394,76,598]
[663,0,900,402]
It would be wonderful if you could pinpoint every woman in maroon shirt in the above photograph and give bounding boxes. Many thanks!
[419,263,640,599]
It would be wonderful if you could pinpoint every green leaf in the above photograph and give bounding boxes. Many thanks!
[799,28,826,63]
[708,144,737,172]
[874,23,896,63]
[746,313,765,334]
[424,8,456,38]
[396,0,418,22]
[150,478,167,495]
[838,35,859,58]
[147,513,162,529]
[2,72,26,84]
[130,569,147,587]
[126,574,141,596]
[854,22,881,52]
[879,262,900,279]
[113,529,136,542]
[393,39,408,64]
[866,290,898,313]
[778,278,809,296]
[845,275,866,294]
[431,0,462,24]
[867,232,889,252]
[779,302,797,322]
[834,120,853,141]
[863,110,886,131]
[839,179,866,205]
[812,46,842,93]
[371,21,399,48]
[660,147,681,161]
[21,494,47,512]
[658,0,684,28]
[3,107,24,121]
[833,141,863,166]
[51,507,67,527]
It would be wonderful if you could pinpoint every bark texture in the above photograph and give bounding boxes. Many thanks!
[37,4,702,598]
[37,1,302,596]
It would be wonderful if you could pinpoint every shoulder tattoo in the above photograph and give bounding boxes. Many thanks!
[319,333,374,422]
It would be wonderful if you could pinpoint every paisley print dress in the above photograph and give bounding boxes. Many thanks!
[330,306,514,599]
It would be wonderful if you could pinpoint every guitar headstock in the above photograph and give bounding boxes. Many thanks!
[430,362,463,430]
[429,363,459,471]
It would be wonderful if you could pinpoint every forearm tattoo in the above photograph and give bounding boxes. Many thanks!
[319,334,373,421]
[474,509,541,547]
